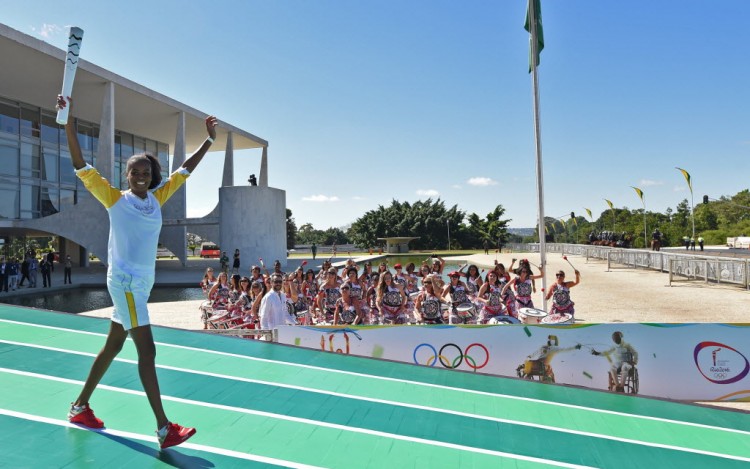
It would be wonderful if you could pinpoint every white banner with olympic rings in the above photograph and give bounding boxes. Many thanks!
[275,323,750,401]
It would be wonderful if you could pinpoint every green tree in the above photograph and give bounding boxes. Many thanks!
[349,198,464,250]
[322,227,350,245]
[296,223,320,245]
[673,199,691,234]
[286,208,297,249]
[186,233,201,256]
[464,205,511,248]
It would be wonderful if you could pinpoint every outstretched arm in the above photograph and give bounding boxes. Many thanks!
[57,95,86,170]
[500,278,514,296]
[545,284,555,301]
[181,116,218,173]
[567,270,581,288]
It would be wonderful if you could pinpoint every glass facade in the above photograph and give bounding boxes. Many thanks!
[0,95,170,221]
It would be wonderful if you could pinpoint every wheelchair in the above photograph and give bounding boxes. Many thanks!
[516,359,555,383]
[608,363,639,394]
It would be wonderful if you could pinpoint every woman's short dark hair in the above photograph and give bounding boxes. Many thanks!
[127,152,163,189]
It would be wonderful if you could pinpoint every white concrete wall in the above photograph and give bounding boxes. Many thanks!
[219,186,287,271]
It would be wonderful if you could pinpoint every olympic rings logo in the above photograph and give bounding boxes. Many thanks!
[413,343,490,370]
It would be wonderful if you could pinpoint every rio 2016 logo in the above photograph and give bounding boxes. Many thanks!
[693,341,750,384]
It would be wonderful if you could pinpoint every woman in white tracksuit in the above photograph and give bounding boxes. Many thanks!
[58,95,217,449]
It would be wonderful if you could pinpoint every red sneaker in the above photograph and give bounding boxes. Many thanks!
[68,403,104,429]
[158,422,196,449]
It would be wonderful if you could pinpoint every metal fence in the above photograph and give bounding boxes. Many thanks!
[506,243,750,289]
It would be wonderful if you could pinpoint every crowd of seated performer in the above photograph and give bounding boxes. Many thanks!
[198,255,564,331]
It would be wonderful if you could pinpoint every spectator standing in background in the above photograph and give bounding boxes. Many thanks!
[47,250,56,272]
[29,256,38,288]
[19,255,30,287]
[0,257,7,292]
[64,255,73,284]
[40,257,52,288]
[232,249,241,275]
[8,258,19,291]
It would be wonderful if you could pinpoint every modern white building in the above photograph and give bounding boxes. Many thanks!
[0,23,287,267]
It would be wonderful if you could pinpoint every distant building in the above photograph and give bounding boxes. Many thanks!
[0,23,286,267]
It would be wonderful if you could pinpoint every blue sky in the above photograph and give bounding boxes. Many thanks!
[5,1,750,229]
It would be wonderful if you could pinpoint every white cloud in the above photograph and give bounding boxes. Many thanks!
[640,179,663,187]
[352,196,366,201]
[673,186,686,192]
[416,189,439,197]
[302,194,340,202]
[33,23,62,38]
[467,177,498,187]
[451,184,462,189]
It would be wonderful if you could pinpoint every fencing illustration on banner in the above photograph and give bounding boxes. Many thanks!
[276,323,750,401]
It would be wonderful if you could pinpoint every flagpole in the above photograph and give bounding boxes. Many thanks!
[690,193,696,241]
[632,187,647,248]
[528,0,547,311]
[676,168,696,241]
[641,201,647,249]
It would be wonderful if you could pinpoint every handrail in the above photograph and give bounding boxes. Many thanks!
[506,243,749,290]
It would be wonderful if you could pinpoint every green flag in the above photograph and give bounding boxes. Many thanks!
[631,186,645,204]
[524,0,544,72]
[585,208,593,220]
[675,167,693,194]
[605,199,614,210]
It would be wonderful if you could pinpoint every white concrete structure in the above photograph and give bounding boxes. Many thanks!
[377,237,419,253]
[0,23,286,267]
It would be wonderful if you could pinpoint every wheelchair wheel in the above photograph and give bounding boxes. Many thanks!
[626,367,639,394]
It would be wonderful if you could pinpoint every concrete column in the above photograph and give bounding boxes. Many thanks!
[96,81,115,181]
[222,131,234,187]
[172,112,186,170]
[159,112,187,265]
[259,146,268,187]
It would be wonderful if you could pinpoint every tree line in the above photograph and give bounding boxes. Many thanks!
[288,198,511,250]
[286,189,750,250]
[533,190,750,248]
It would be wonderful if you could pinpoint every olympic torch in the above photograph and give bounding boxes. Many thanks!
[56,27,84,125]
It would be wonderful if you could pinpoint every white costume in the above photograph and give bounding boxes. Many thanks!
[259,290,296,331]
[76,164,189,330]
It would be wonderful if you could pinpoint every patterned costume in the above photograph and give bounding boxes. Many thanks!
[479,283,506,323]
[380,286,405,324]
[549,283,575,316]
[418,292,443,324]
[335,297,358,325]
[321,285,341,323]
[499,278,518,318]
[448,283,474,323]
[513,277,534,309]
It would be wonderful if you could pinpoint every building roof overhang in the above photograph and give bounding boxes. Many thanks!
[0,23,267,152]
